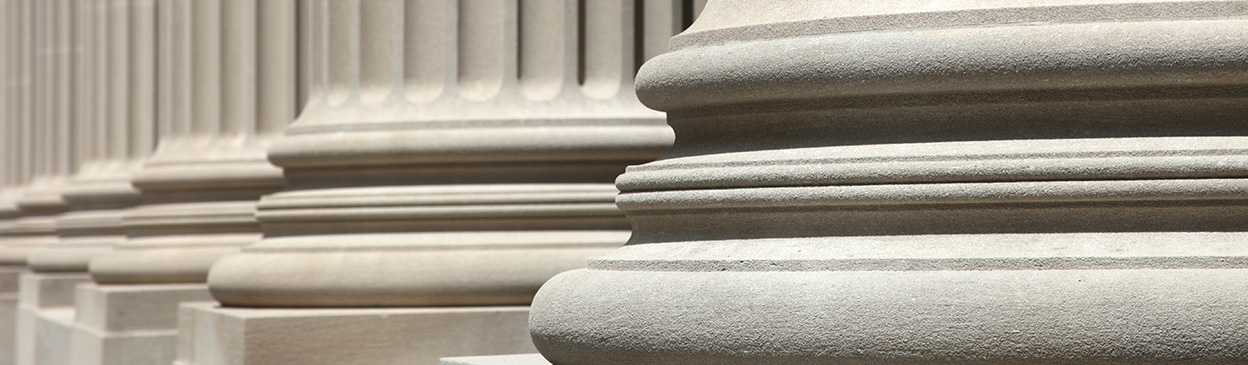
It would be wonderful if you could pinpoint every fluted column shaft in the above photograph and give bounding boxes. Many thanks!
[0,0,22,220]
[529,1,1248,364]
[0,1,26,364]
[27,0,142,274]
[90,0,294,284]
[206,0,693,308]
[1,0,77,268]
[8,2,94,365]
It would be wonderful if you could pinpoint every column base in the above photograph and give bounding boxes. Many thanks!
[439,354,550,365]
[0,268,23,365]
[17,273,91,365]
[70,283,213,365]
[176,303,536,365]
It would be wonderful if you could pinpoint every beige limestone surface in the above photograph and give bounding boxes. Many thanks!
[7,0,95,364]
[70,283,213,365]
[93,0,292,286]
[73,1,296,364]
[177,303,535,365]
[528,1,1248,364]
[0,268,21,365]
[439,354,550,365]
[15,273,89,365]
[184,1,699,364]
[33,0,149,275]
[206,0,682,308]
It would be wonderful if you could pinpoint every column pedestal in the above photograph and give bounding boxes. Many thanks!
[14,273,89,365]
[69,283,212,365]
[526,1,1248,364]
[176,303,534,365]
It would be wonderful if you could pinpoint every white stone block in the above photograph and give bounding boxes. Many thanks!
[70,283,212,365]
[15,273,89,365]
[439,354,550,365]
[0,268,22,365]
[177,303,535,365]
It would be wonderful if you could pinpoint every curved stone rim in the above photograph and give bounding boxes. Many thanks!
[619,137,1248,191]
[267,125,675,168]
[207,231,628,307]
[531,267,1248,365]
[592,232,1248,272]
[130,159,285,193]
[673,1,1248,50]
[637,18,1248,112]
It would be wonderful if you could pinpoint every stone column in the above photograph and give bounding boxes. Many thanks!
[0,0,27,363]
[0,0,28,362]
[69,0,295,364]
[19,0,149,364]
[10,0,84,364]
[527,1,1248,364]
[178,1,686,364]
[2,0,71,270]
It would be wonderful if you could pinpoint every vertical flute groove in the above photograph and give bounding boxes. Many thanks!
[402,0,448,103]
[517,0,571,101]
[74,0,95,169]
[107,0,129,160]
[34,0,48,178]
[324,0,355,106]
[221,0,255,136]
[170,0,191,140]
[358,0,400,106]
[92,0,109,159]
[580,1,630,100]
[55,0,73,176]
[456,0,512,101]
[258,0,295,135]
[191,0,221,136]
[129,0,155,159]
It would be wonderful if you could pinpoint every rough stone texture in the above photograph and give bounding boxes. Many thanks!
[528,1,1248,364]
[439,354,551,365]
[70,283,213,365]
[176,303,535,365]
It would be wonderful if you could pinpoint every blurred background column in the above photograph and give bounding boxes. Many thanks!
[15,0,144,363]
[178,1,693,364]
[9,0,83,364]
[70,1,294,364]
[528,1,1248,364]
[0,0,32,363]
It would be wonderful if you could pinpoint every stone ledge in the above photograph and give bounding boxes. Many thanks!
[177,303,536,365]
[440,354,551,365]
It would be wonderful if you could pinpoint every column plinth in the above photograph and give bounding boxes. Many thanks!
[529,1,1248,364]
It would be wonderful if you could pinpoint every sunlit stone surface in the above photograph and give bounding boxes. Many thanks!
[528,1,1248,364]
[178,1,695,364]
